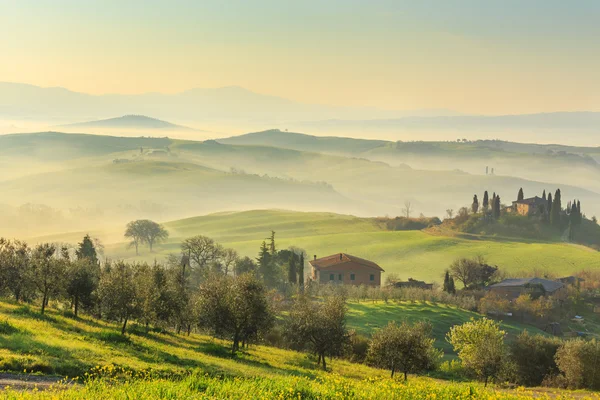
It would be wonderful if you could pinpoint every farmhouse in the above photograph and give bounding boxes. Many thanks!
[510,196,547,216]
[486,278,565,300]
[393,278,433,290]
[309,253,384,286]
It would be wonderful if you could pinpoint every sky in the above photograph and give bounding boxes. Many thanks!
[1,0,599,114]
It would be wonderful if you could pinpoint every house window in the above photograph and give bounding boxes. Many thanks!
[370,274,375,281]
[330,274,334,281]
[350,274,355,281]
[338,274,342,281]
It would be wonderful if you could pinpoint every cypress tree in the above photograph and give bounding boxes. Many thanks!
[482,191,489,209]
[443,271,450,291]
[288,253,297,285]
[76,234,98,264]
[298,253,305,288]
[542,190,546,201]
[443,271,456,294]
[517,188,524,201]
[269,231,277,255]
[547,193,552,214]
[493,195,501,219]
[472,195,479,213]
[551,189,562,228]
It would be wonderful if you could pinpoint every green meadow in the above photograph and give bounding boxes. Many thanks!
[34,210,600,284]
[346,301,547,355]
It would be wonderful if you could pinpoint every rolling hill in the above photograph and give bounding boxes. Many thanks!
[3,131,600,236]
[31,210,600,284]
[220,129,600,196]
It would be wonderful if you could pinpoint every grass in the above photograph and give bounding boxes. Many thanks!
[74,209,600,284]
[0,300,597,399]
[346,301,547,355]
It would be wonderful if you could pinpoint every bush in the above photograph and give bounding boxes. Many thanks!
[382,216,442,231]
[263,325,285,348]
[345,331,370,363]
[436,359,469,381]
[555,338,600,390]
[510,331,561,387]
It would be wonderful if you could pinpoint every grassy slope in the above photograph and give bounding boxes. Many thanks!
[0,300,592,399]
[346,301,546,355]
[34,210,600,284]
[0,300,381,379]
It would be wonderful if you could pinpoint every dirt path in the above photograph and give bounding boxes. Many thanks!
[0,373,77,391]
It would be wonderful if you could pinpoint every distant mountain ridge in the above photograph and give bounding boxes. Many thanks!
[0,82,454,124]
[59,115,192,130]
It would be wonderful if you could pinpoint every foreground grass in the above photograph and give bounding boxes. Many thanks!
[5,374,600,400]
[0,300,597,399]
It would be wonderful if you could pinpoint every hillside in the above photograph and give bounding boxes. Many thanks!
[32,210,600,284]
[0,300,568,399]
[219,130,600,195]
[0,159,354,237]
[59,115,192,130]
[175,137,600,218]
[219,129,387,155]
[0,131,171,161]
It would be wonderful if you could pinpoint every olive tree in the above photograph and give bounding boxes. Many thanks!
[98,261,142,334]
[0,239,33,302]
[197,273,273,354]
[447,318,507,386]
[30,243,67,314]
[555,338,600,390]
[284,295,349,370]
[368,321,442,380]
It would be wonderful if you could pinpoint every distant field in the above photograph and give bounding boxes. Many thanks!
[32,210,600,284]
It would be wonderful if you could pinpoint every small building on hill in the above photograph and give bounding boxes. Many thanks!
[309,253,384,286]
[486,278,565,300]
[510,196,547,216]
[393,278,433,290]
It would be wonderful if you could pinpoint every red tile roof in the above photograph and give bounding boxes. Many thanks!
[309,253,384,272]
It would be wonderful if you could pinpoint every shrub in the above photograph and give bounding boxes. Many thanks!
[510,331,561,386]
[263,325,285,348]
[437,359,469,381]
[555,338,600,390]
[345,330,370,363]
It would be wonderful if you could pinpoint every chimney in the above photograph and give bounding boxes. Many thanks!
[314,255,317,261]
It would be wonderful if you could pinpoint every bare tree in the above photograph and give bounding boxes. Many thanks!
[402,201,412,218]
[221,248,239,276]
[446,209,455,219]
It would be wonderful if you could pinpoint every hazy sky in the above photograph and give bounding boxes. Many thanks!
[1,0,599,114]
